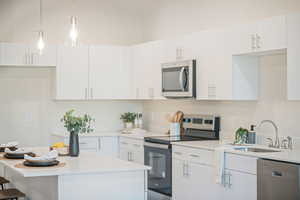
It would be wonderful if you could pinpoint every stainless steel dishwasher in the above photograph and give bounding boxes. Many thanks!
[258,159,300,200]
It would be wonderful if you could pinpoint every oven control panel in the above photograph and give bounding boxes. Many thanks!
[182,114,220,131]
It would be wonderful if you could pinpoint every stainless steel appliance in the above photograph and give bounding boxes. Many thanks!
[144,114,220,199]
[258,159,300,200]
[161,60,196,98]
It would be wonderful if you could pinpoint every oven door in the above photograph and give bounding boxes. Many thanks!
[144,142,172,197]
[162,60,196,98]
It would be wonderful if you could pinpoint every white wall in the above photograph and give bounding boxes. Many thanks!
[142,0,300,41]
[0,0,147,45]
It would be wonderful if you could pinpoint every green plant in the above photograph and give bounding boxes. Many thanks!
[120,112,137,123]
[235,127,249,144]
[61,110,94,134]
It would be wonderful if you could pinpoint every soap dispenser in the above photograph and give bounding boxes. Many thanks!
[246,125,256,144]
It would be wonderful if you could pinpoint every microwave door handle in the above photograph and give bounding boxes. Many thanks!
[179,67,185,91]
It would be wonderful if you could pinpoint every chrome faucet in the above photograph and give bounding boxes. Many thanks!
[257,120,280,148]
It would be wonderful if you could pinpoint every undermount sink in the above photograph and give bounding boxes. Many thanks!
[234,147,281,153]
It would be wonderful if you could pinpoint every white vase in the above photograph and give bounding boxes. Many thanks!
[125,122,133,129]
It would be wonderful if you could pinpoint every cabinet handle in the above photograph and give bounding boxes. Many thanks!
[256,34,261,49]
[174,152,182,155]
[79,142,87,145]
[121,142,128,145]
[90,88,93,99]
[251,34,256,50]
[98,138,101,150]
[185,163,189,177]
[85,88,88,99]
[127,152,130,161]
[133,144,141,148]
[136,88,139,99]
[183,163,186,176]
[228,172,232,188]
[190,154,199,158]
[31,53,34,65]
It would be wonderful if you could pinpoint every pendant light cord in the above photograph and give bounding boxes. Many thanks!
[39,0,43,29]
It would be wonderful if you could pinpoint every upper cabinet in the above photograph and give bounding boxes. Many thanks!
[89,45,132,99]
[56,46,89,100]
[232,15,287,55]
[0,43,57,66]
[132,41,166,100]
[287,13,300,100]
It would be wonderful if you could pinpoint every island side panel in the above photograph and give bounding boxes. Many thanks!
[1,163,58,200]
[58,170,147,200]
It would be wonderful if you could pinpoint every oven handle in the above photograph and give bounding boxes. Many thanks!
[144,142,170,150]
[179,67,185,91]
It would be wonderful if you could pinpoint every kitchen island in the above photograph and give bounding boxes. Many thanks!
[0,149,150,200]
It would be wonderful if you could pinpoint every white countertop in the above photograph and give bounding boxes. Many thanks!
[120,131,169,140]
[172,140,300,164]
[52,132,121,137]
[0,148,150,178]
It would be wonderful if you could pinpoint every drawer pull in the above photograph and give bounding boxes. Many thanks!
[80,142,87,145]
[272,171,282,177]
[190,154,200,158]
[174,152,182,155]
[121,142,128,145]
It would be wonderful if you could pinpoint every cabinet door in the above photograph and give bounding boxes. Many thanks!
[151,40,166,100]
[99,137,119,157]
[287,13,300,100]
[119,147,130,161]
[31,45,57,66]
[173,159,189,200]
[231,23,257,55]
[256,15,287,52]
[56,46,89,100]
[132,43,152,99]
[223,170,257,200]
[132,150,144,164]
[0,43,28,65]
[89,45,131,99]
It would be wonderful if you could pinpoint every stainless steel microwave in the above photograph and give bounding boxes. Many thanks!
[161,59,196,98]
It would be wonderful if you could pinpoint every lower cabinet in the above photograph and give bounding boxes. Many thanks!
[173,159,218,200]
[119,137,144,164]
[51,134,119,157]
[172,146,258,200]
[222,169,257,200]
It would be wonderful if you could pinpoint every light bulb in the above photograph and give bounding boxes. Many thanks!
[37,31,45,55]
[70,16,78,47]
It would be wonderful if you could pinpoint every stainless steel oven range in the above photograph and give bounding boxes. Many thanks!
[144,114,220,199]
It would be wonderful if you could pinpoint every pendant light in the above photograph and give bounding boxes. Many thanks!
[69,0,78,47]
[37,0,45,55]
[69,16,78,47]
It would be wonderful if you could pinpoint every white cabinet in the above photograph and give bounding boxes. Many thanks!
[29,45,57,66]
[195,30,259,100]
[172,145,218,200]
[287,13,300,100]
[119,137,144,164]
[56,46,89,100]
[132,41,165,100]
[0,43,28,65]
[0,43,57,66]
[173,159,218,200]
[51,134,119,157]
[222,153,257,200]
[222,169,257,200]
[89,45,132,99]
[232,15,287,55]
[98,136,119,157]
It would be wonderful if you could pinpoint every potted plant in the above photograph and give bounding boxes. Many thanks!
[61,110,94,157]
[120,112,137,129]
[234,127,249,144]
